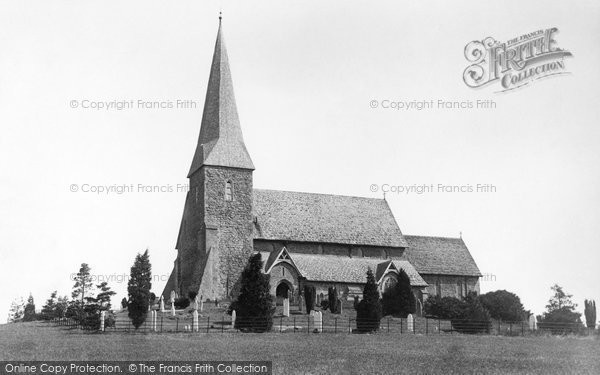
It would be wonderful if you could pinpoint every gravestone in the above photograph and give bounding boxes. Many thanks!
[171,300,175,316]
[199,297,204,313]
[315,311,323,333]
[528,315,537,331]
[231,310,236,328]
[283,298,290,317]
[193,296,199,311]
[298,295,305,314]
[193,310,199,332]
[407,314,414,333]
[100,311,105,332]
[160,296,165,313]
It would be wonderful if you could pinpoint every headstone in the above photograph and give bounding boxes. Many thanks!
[193,310,199,332]
[171,300,176,316]
[170,290,176,303]
[160,296,165,313]
[231,310,236,328]
[298,296,305,313]
[283,298,290,317]
[193,296,199,311]
[314,311,322,333]
[100,311,105,332]
[199,297,204,313]
[407,314,414,333]
[338,298,343,314]
[529,315,537,331]
[153,310,158,332]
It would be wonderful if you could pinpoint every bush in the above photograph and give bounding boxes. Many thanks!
[320,300,329,310]
[353,296,360,310]
[328,287,342,314]
[584,299,596,329]
[424,293,491,334]
[304,286,316,313]
[127,249,152,329]
[355,269,382,333]
[381,269,416,318]
[188,291,198,301]
[479,290,526,322]
[174,297,190,309]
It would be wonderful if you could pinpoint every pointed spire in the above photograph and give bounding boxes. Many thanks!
[188,17,254,177]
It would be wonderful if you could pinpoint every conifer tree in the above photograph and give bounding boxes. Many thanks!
[229,253,274,332]
[23,294,36,322]
[127,249,152,329]
[41,291,58,319]
[71,263,93,309]
[96,282,116,310]
[356,268,382,332]
[584,299,596,329]
[382,269,416,317]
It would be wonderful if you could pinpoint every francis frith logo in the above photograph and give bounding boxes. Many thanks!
[463,28,573,92]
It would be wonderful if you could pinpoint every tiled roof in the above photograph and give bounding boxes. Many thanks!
[259,251,427,287]
[188,21,254,176]
[403,235,482,277]
[252,189,407,248]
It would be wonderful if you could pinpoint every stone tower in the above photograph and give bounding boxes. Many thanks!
[164,17,255,301]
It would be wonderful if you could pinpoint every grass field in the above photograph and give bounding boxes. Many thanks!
[1,322,599,374]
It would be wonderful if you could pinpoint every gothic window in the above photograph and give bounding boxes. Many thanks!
[383,275,397,293]
[225,181,233,201]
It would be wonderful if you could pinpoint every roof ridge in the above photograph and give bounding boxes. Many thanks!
[405,234,463,241]
[253,188,385,201]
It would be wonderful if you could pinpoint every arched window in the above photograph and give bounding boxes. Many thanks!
[383,275,398,293]
[225,181,233,201]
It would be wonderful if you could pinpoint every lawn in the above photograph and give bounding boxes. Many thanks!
[1,322,599,374]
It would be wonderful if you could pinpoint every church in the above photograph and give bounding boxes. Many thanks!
[162,19,482,315]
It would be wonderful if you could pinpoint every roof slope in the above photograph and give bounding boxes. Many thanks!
[403,235,482,277]
[258,251,427,287]
[253,189,407,248]
[188,20,254,176]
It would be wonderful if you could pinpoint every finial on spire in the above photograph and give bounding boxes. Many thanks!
[219,11,222,22]
[459,231,462,239]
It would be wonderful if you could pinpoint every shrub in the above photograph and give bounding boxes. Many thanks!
[304,285,316,313]
[424,293,491,334]
[479,290,526,322]
[121,298,128,309]
[382,269,416,318]
[356,269,382,333]
[230,253,275,332]
[353,296,360,310]
[538,284,583,334]
[328,287,342,314]
[188,291,198,301]
[174,297,190,309]
[320,300,329,310]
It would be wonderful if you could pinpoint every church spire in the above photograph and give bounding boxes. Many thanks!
[188,16,254,177]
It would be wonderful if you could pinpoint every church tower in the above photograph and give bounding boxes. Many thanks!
[165,17,255,301]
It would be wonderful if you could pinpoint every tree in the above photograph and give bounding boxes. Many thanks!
[41,291,58,319]
[55,296,69,318]
[7,298,25,323]
[479,290,526,322]
[304,285,316,313]
[328,287,341,314]
[382,269,416,318]
[71,263,93,307]
[228,253,274,332]
[423,293,491,333]
[584,299,596,329]
[121,297,128,309]
[127,249,152,329]
[23,294,37,322]
[538,284,582,334]
[96,282,116,310]
[356,268,382,333]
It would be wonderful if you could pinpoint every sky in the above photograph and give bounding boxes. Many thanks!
[1,0,599,321]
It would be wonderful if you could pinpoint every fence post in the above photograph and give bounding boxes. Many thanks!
[438,318,441,334]
[426,318,428,335]
[348,318,351,333]
[307,316,310,334]
[497,320,500,335]
[335,318,337,334]
[176,317,179,332]
[387,318,390,333]
[293,317,296,333]
[280,316,283,333]
[207,317,210,333]
[521,321,524,336]
[509,322,512,336]
[160,316,163,332]
[400,318,403,334]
